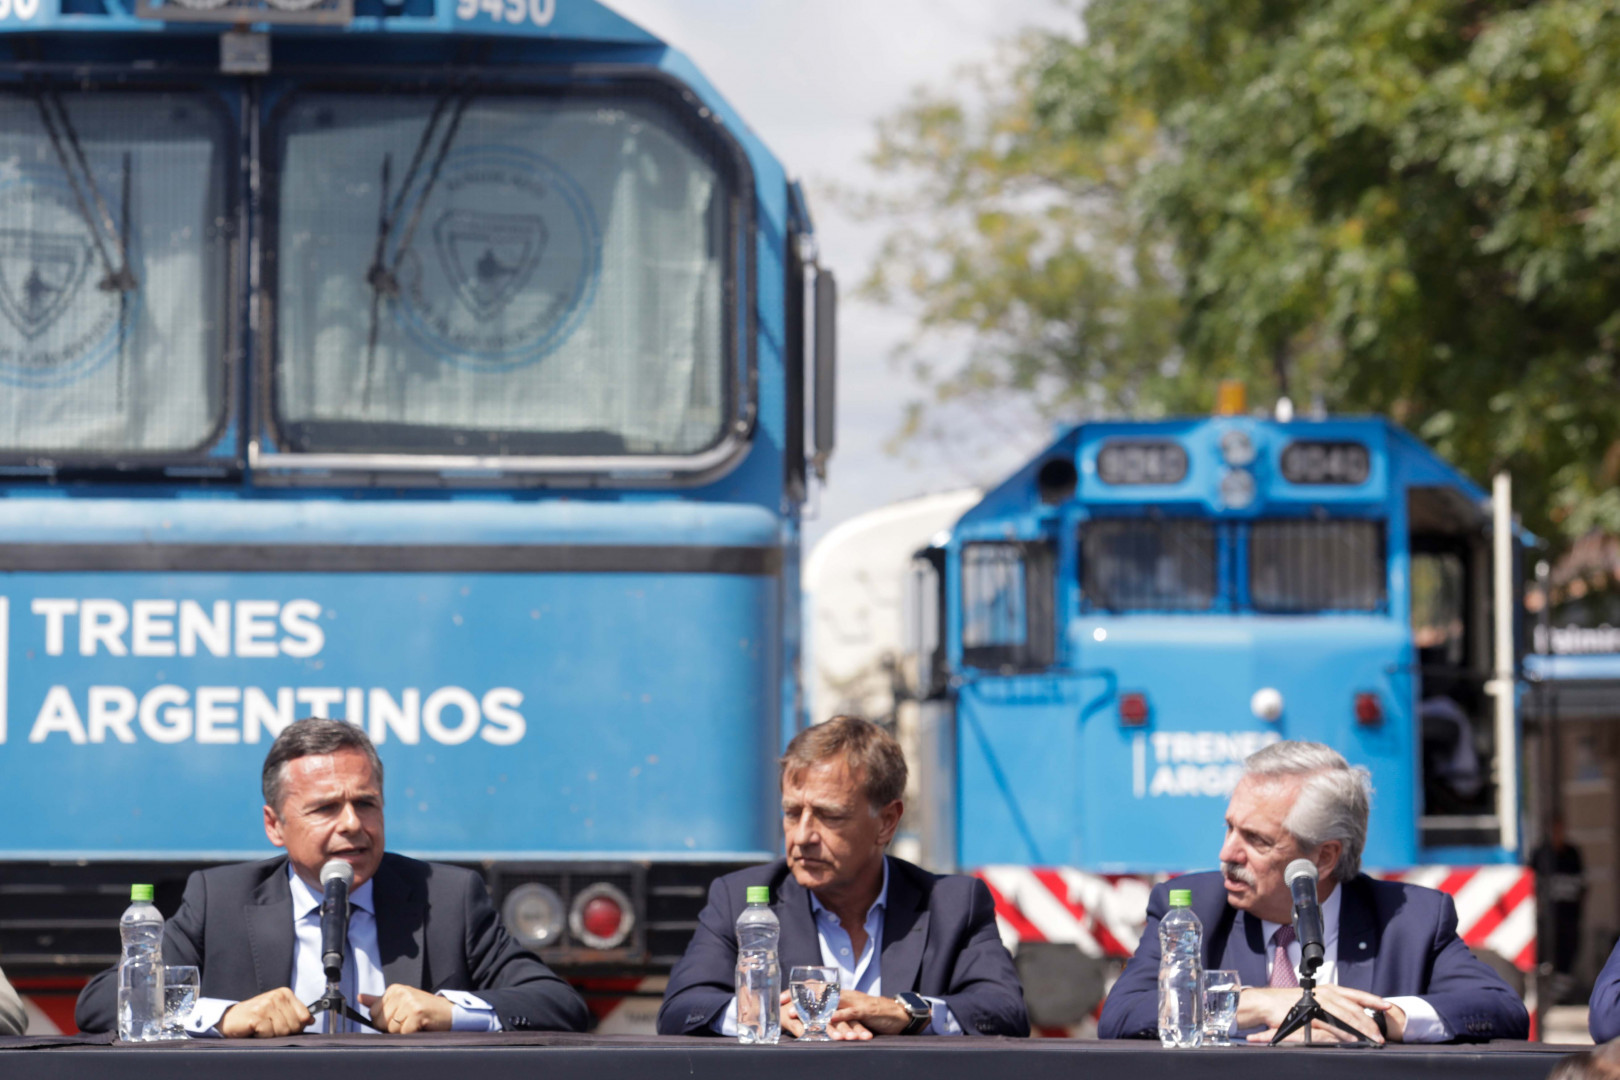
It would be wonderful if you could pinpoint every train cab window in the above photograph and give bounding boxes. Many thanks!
[1248,519,1386,613]
[0,89,231,458]
[1079,519,1216,612]
[1410,541,1494,824]
[270,88,737,459]
[1411,550,1468,666]
[903,547,948,699]
[961,541,1056,671]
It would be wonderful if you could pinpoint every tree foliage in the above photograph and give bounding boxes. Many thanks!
[865,0,1620,544]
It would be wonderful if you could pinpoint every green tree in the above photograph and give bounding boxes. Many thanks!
[853,35,1185,463]
[867,0,1620,544]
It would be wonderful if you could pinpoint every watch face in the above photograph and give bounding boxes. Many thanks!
[896,992,930,1034]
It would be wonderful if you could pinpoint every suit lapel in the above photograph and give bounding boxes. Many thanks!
[1334,877,1377,992]
[244,860,296,996]
[776,873,821,969]
[1231,910,1268,991]
[375,857,426,991]
[878,859,928,994]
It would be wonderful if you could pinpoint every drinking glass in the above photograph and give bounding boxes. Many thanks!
[789,965,840,1041]
[159,965,200,1040]
[1200,970,1241,1046]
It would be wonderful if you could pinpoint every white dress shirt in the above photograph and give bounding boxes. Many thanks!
[715,860,963,1036]
[1257,883,1449,1042]
[187,864,500,1035]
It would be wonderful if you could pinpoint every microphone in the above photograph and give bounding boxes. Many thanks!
[1284,858,1326,975]
[319,859,355,983]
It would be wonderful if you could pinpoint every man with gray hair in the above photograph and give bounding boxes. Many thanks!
[1099,740,1527,1043]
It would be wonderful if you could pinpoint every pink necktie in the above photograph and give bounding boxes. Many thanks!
[1269,924,1299,988]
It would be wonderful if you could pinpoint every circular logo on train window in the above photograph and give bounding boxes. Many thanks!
[0,180,134,388]
[391,147,601,372]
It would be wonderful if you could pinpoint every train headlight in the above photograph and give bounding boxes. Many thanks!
[1219,468,1256,509]
[502,883,565,950]
[1219,429,1256,467]
[1250,687,1284,722]
[570,881,635,950]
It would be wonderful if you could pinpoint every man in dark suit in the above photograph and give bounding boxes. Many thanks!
[658,716,1028,1040]
[1583,936,1620,1040]
[1097,740,1527,1043]
[77,719,588,1037]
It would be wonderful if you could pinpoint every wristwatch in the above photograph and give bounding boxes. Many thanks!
[894,991,931,1036]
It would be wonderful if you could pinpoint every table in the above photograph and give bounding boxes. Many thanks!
[0,1032,1584,1080]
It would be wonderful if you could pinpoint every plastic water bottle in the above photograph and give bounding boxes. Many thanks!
[734,885,780,1044]
[116,884,165,1042]
[1157,887,1203,1048]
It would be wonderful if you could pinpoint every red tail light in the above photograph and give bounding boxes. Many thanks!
[1119,692,1150,726]
[569,882,635,949]
[1354,692,1382,726]
[582,897,623,940]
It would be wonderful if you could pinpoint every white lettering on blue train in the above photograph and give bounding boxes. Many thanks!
[1132,730,1282,798]
[26,684,526,746]
[30,598,325,658]
[3,596,528,746]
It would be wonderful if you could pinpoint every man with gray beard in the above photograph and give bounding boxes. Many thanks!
[1097,741,1527,1043]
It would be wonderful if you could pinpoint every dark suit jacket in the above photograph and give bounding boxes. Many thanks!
[76,854,589,1034]
[656,856,1029,1037]
[1584,939,1620,1041]
[1096,870,1527,1042]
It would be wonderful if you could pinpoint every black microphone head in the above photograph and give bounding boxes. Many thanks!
[1284,859,1317,889]
[319,859,355,888]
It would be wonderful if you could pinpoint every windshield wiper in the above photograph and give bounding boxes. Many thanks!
[361,87,474,408]
[32,86,138,295]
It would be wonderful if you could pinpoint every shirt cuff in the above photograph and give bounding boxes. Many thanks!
[920,995,963,1036]
[438,989,502,1032]
[713,995,740,1037]
[1385,996,1449,1043]
[186,997,236,1037]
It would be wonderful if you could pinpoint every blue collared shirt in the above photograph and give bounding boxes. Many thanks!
[715,859,963,1036]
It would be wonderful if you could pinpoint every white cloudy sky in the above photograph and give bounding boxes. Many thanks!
[608,0,1077,546]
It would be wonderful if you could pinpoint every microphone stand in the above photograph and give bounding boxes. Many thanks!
[1268,959,1381,1048]
[308,870,379,1034]
[308,977,381,1034]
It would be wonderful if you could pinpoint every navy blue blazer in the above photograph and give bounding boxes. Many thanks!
[656,856,1029,1037]
[1585,940,1620,1041]
[1096,870,1527,1042]
[75,854,590,1035]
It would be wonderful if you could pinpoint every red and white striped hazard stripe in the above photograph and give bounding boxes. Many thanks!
[975,866,1151,960]
[975,865,1536,973]
[1380,865,1536,972]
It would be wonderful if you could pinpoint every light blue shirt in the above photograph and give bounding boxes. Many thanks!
[716,859,963,1036]
[187,864,499,1035]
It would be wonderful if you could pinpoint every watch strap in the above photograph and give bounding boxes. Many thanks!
[895,992,931,1036]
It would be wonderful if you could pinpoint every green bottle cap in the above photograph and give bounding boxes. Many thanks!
[1168,889,1192,908]
[130,884,155,903]
[745,886,770,904]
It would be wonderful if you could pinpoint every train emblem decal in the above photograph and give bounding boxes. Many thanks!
[393,147,601,372]
[0,228,90,339]
[0,181,131,387]
[432,209,548,321]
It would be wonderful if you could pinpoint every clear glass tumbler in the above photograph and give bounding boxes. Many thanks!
[1200,969,1241,1046]
[158,965,200,1040]
[789,965,840,1041]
